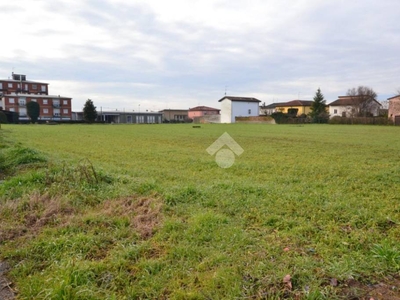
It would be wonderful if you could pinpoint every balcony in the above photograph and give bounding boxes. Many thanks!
[18,102,26,107]
[53,103,61,108]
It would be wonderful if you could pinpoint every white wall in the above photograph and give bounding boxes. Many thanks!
[329,106,351,117]
[220,99,232,123]
[329,103,381,118]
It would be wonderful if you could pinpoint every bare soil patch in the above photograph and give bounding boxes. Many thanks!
[341,277,400,300]
[0,261,15,300]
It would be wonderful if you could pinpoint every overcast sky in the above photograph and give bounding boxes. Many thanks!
[1,0,399,111]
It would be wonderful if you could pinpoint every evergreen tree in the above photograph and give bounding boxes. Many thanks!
[310,88,328,123]
[83,99,98,123]
[27,101,40,123]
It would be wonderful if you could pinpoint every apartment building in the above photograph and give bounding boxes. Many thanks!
[0,73,72,121]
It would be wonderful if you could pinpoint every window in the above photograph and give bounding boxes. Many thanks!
[63,100,68,105]
[0,83,2,89]
[32,84,37,90]
[148,116,155,123]
[19,97,26,106]
[54,108,60,116]
[334,109,337,114]
[8,83,12,88]
[25,84,28,90]
[43,99,48,104]
[53,99,60,107]
[63,109,68,114]
[31,99,37,102]
[9,108,15,112]
[9,98,15,104]
[19,108,27,117]
[137,115,144,123]
[248,109,251,114]
[174,115,185,120]
[41,85,46,92]
[43,108,49,114]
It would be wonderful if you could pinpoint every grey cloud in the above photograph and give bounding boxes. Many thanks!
[2,0,400,109]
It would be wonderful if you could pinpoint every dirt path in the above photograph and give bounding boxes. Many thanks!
[0,261,15,300]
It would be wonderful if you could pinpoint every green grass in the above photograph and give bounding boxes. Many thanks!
[0,123,400,299]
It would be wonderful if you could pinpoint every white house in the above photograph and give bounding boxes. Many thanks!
[328,96,381,118]
[219,96,261,123]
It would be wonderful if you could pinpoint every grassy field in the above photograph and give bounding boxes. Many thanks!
[0,123,399,299]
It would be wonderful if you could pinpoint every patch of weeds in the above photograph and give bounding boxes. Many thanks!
[372,242,400,271]
[0,145,46,175]
[164,186,203,206]
[8,232,116,266]
[45,160,113,191]
[0,170,47,199]
[136,181,159,195]
[15,260,113,300]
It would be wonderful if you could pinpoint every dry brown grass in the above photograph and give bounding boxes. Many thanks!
[0,192,75,243]
[100,195,163,239]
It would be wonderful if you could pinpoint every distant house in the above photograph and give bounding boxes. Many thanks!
[73,111,162,124]
[388,95,400,124]
[259,102,284,115]
[188,106,220,119]
[219,96,261,123]
[159,109,189,122]
[328,96,381,117]
[274,100,313,116]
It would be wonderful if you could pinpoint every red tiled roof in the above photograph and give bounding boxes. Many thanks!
[189,106,220,111]
[276,100,313,107]
[262,102,286,109]
[328,96,382,106]
[387,95,400,100]
[218,96,261,103]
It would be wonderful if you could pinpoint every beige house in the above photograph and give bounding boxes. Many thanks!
[159,109,189,122]
[275,100,313,116]
[388,95,400,124]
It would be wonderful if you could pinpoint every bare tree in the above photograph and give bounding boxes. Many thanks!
[380,100,389,110]
[346,86,378,117]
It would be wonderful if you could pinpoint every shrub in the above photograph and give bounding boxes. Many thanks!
[0,146,46,175]
[0,111,7,124]
[328,116,393,125]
